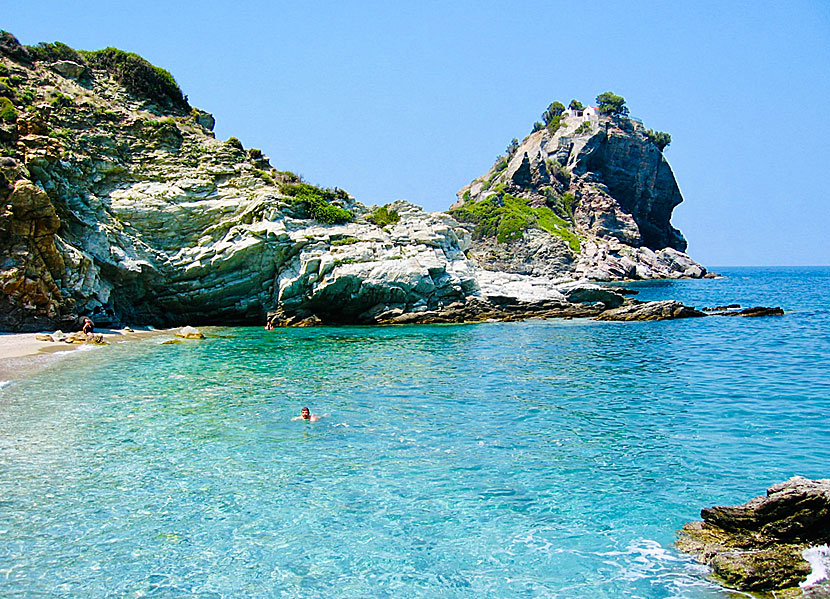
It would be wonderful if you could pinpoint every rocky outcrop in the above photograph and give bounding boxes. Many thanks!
[453,110,706,281]
[0,33,714,331]
[677,476,830,595]
[593,299,705,321]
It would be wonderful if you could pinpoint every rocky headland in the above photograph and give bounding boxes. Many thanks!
[678,476,830,597]
[0,33,749,332]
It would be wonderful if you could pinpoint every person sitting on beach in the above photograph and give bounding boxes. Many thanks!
[82,317,94,336]
[292,407,323,422]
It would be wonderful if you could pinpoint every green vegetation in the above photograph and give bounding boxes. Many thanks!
[0,97,17,122]
[279,183,353,224]
[26,41,85,64]
[18,88,35,106]
[450,191,580,250]
[253,169,275,185]
[331,237,361,246]
[569,99,584,111]
[596,91,628,117]
[50,91,74,109]
[248,148,263,160]
[645,128,671,151]
[574,121,593,135]
[0,65,7,77]
[367,204,400,227]
[541,101,566,134]
[226,137,244,151]
[81,47,189,113]
[505,138,519,156]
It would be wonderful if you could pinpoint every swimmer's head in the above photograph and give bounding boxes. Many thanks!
[301,407,310,420]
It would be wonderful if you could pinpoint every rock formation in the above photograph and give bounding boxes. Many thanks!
[0,32,714,331]
[678,476,830,595]
[453,105,706,280]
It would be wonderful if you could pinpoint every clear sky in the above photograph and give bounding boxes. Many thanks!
[4,1,829,266]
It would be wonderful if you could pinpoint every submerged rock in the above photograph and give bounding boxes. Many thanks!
[677,476,830,594]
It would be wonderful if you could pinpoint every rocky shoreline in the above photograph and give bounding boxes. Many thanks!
[678,476,830,597]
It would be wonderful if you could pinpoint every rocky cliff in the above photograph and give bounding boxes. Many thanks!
[0,33,708,332]
[452,104,706,280]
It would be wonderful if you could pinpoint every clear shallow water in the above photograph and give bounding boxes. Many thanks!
[1,267,828,598]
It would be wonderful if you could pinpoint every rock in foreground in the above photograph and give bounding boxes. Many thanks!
[677,476,830,594]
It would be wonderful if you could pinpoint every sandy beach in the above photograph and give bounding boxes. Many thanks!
[0,328,169,383]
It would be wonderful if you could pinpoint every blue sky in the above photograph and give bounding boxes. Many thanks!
[4,1,829,266]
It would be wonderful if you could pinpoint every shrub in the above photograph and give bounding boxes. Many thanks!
[50,92,74,109]
[505,138,519,157]
[18,88,35,106]
[0,97,17,122]
[248,148,263,159]
[82,47,189,113]
[0,65,7,77]
[279,182,352,224]
[645,129,671,151]
[367,205,400,227]
[26,41,86,65]
[569,99,584,111]
[574,121,593,135]
[226,136,244,151]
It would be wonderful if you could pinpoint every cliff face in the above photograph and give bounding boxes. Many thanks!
[0,33,479,331]
[453,110,704,280]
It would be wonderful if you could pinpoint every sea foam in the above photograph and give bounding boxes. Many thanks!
[801,545,830,588]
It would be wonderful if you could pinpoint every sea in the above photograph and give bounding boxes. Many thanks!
[1,266,828,599]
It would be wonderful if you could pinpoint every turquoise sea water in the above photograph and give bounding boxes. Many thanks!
[1,267,828,598]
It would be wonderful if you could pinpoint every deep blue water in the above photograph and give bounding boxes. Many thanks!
[1,267,828,598]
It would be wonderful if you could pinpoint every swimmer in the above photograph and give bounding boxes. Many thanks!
[292,407,324,422]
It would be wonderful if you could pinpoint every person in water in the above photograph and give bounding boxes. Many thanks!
[292,407,322,422]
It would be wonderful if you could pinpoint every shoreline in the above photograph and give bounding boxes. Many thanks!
[0,328,172,384]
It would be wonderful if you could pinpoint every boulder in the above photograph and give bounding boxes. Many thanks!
[50,60,86,79]
[35,333,53,342]
[558,282,625,308]
[677,477,830,593]
[175,326,204,339]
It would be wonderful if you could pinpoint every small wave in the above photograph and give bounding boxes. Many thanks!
[801,544,830,587]
[0,380,11,389]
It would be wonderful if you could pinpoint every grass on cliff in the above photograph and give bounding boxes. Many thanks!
[451,192,580,251]
[367,205,400,227]
[279,183,353,225]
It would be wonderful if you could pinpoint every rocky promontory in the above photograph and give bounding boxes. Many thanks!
[1,33,718,332]
[678,476,830,596]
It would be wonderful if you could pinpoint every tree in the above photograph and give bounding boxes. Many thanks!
[645,129,672,151]
[542,101,565,126]
[506,138,519,156]
[596,91,628,117]
[568,99,584,111]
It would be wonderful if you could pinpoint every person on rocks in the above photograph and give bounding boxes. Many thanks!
[82,317,94,336]
[292,407,324,422]
[264,318,274,331]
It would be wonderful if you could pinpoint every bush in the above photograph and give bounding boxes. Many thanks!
[0,97,17,123]
[82,47,189,113]
[50,92,74,109]
[226,136,244,151]
[367,205,400,227]
[0,65,7,77]
[569,99,584,111]
[574,121,592,135]
[26,41,86,65]
[248,148,263,159]
[645,129,671,151]
[279,182,352,224]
